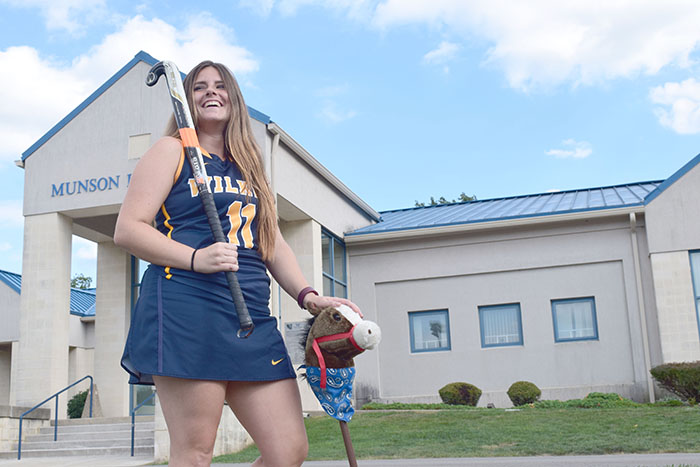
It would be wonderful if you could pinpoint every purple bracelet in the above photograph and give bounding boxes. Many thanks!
[297,286,319,309]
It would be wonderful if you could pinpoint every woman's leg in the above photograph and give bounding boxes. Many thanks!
[153,375,227,467]
[225,378,308,467]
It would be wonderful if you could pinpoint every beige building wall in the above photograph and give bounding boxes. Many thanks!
[0,284,20,344]
[646,158,700,364]
[277,218,324,412]
[348,215,656,405]
[12,213,72,414]
[67,347,95,401]
[649,251,699,362]
[93,241,132,417]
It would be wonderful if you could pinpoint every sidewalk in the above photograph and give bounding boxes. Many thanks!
[1,453,700,467]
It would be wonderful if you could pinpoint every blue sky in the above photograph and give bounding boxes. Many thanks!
[2,0,700,284]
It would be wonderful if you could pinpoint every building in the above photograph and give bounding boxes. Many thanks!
[3,49,700,458]
[0,270,95,405]
[346,155,700,407]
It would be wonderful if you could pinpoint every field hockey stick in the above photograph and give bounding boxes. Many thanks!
[145,60,254,338]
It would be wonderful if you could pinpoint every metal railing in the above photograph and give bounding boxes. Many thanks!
[131,391,156,456]
[17,375,93,460]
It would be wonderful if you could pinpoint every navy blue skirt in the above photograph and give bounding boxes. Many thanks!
[121,266,295,385]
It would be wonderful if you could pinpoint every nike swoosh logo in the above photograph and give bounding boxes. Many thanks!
[271,358,285,366]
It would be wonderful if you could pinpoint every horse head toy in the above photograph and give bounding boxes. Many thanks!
[302,304,381,467]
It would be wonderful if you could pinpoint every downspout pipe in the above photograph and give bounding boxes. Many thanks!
[630,212,655,402]
[270,131,281,326]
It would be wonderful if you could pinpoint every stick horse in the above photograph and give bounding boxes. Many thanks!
[301,304,381,467]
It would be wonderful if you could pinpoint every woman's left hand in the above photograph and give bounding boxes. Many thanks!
[304,294,363,318]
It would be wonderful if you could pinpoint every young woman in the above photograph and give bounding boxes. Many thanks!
[115,60,360,467]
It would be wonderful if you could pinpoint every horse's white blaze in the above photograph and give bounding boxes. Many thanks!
[336,304,382,350]
[337,304,362,326]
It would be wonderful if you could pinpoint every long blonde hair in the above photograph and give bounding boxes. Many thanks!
[165,60,277,261]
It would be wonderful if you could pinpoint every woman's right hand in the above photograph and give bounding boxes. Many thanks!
[192,242,239,273]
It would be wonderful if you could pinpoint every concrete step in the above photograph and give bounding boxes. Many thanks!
[50,416,154,426]
[37,422,154,434]
[17,437,153,450]
[0,446,154,459]
[0,416,157,460]
[27,429,153,442]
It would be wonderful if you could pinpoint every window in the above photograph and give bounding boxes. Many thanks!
[479,304,523,347]
[690,251,700,339]
[551,297,598,342]
[322,230,347,298]
[409,310,451,352]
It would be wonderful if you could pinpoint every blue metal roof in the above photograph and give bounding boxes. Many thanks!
[347,181,662,236]
[0,269,21,293]
[22,51,270,161]
[69,288,96,317]
[0,270,96,317]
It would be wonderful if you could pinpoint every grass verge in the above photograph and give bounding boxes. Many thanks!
[212,405,700,463]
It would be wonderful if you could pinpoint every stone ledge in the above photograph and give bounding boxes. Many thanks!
[0,406,50,420]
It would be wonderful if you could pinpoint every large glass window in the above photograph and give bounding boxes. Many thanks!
[690,251,700,339]
[479,303,523,348]
[322,230,347,298]
[409,310,451,352]
[551,297,598,342]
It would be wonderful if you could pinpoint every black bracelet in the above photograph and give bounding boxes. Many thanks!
[190,249,198,272]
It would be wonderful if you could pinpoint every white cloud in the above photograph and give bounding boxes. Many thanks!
[314,84,357,123]
[423,41,459,66]
[72,236,97,261]
[242,1,700,90]
[650,78,700,134]
[0,242,11,252]
[240,0,375,20]
[239,0,275,16]
[0,14,258,163]
[315,84,350,98]
[546,139,592,159]
[0,200,24,227]
[372,1,700,91]
[319,101,357,124]
[0,0,107,34]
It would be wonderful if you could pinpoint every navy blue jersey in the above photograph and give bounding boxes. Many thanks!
[152,150,270,312]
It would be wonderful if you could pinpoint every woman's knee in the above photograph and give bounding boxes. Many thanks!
[260,437,308,467]
[169,435,216,467]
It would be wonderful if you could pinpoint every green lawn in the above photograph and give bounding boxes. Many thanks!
[213,406,700,463]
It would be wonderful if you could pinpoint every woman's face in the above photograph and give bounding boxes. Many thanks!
[192,66,231,126]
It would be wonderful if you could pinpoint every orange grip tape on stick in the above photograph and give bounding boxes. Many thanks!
[179,127,200,148]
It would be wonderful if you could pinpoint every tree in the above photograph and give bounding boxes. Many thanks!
[71,273,93,290]
[415,192,476,207]
[429,321,443,340]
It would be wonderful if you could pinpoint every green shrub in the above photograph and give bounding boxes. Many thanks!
[650,362,700,402]
[360,402,477,410]
[438,382,482,406]
[653,398,685,407]
[507,381,541,406]
[525,393,640,409]
[67,389,89,419]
